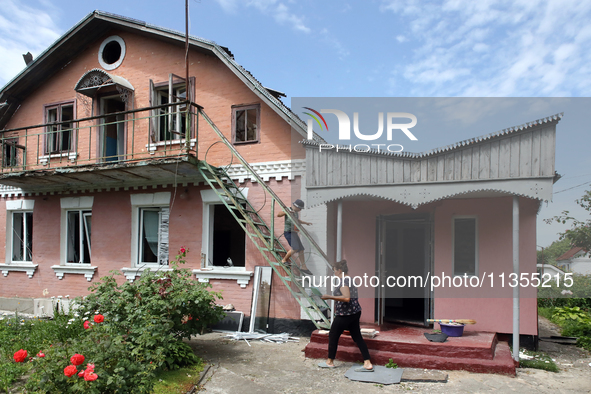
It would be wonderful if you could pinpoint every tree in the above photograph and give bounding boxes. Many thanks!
[546,189,591,255]
[537,238,571,265]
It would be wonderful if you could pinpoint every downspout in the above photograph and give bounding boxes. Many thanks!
[512,196,520,362]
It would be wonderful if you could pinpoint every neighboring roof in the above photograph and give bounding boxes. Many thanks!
[0,10,310,138]
[303,113,563,159]
[556,247,584,261]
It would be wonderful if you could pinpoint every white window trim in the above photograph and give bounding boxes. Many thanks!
[98,35,126,70]
[451,215,479,277]
[196,189,252,287]
[39,152,78,165]
[3,200,38,278]
[146,138,196,153]
[53,197,96,281]
[127,192,172,280]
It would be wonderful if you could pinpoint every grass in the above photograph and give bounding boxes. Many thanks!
[538,307,554,320]
[152,362,205,394]
[518,349,559,372]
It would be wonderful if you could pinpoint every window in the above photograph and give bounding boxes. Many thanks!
[45,102,74,154]
[156,86,187,141]
[149,75,194,143]
[12,211,33,263]
[66,210,92,264]
[232,104,260,144]
[452,217,478,276]
[2,139,22,167]
[139,207,169,265]
[98,35,126,70]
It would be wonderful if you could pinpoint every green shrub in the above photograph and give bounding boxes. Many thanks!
[537,273,591,309]
[76,250,224,369]
[551,306,591,324]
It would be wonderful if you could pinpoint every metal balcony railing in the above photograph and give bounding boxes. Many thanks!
[0,101,200,173]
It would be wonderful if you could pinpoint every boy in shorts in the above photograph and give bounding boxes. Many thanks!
[277,199,313,275]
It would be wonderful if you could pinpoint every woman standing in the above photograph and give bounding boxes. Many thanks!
[319,260,373,371]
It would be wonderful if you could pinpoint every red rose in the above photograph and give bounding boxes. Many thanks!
[86,363,95,370]
[70,354,85,366]
[83,320,91,329]
[78,370,85,378]
[64,365,78,377]
[84,369,99,381]
[94,314,104,324]
[180,247,186,253]
[13,349,27,363]
[37,352,45,358]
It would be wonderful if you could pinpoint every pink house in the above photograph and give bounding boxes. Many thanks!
[0,11,320,333]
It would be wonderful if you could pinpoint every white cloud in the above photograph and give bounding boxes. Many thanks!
[215,0,310,33]
[0,0,61,88]
[320,28,350,60]
[381,0,591,96]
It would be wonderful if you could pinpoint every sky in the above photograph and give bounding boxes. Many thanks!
[0,0,590,248]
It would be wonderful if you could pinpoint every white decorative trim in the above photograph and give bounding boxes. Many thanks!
[61,196,94,209]
[39,152,78,165]
[6,199,34,210]
[121,266,173,281]
[224,159,305,183]
[146,139,196,153]
[0,263,38,278]
[0,185,24,198]
[130,192,171,206]
[192,269,253,288]
[51,265,97,281]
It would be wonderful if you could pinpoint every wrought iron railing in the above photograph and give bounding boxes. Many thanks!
[0,101,200,173]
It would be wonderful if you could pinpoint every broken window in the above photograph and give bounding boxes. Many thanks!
[12,211,33,262]
[2,139,21,167]
[139,207,169,265]
[66,210,91,264]
[149,75,194,142]
[45,102,74,153]
[232,104,260,144]
[452,217,478,276]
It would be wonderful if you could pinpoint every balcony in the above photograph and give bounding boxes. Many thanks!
[0,101,209,193]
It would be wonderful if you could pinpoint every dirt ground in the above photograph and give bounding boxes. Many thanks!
[191,317,591,393]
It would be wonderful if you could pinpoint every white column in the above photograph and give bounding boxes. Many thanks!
[512,196,520,361]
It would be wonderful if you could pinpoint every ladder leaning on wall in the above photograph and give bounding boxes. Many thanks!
[196,109,333,330]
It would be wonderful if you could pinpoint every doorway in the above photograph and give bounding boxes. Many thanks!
[211,204,246,267]
[100,96,126,162]
[376,214,432,326]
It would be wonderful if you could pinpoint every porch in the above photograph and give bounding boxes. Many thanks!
[305,324,516,375]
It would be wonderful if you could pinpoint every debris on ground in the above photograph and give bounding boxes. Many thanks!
[224,332,299,345]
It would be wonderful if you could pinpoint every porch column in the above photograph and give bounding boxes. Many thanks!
[336,200,343,261]
[512,196,520,361]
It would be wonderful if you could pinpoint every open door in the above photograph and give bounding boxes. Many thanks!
[377,214,432,326]
[100,96,126,162]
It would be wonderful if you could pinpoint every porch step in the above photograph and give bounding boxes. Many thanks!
[309,327,497,360]
[305,327,516,375]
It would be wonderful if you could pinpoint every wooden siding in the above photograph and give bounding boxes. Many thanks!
[306,124,556,187]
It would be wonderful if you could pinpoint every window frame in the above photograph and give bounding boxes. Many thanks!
[5,201,35,265]
[232,104,260,145]
[138,206,169,266]
[44,100,76,155]
[65,209,92,264]
[451,216,479,277]
[7,209,33,264]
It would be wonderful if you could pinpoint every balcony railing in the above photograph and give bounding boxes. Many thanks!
[0,101,201,173]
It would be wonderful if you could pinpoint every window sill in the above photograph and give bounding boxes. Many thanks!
[192,268,253,288]
[121,266,172,281]
[51,265,97,281]
[0,263,38,279]
[39,152,78,164]
[146,139,196,153]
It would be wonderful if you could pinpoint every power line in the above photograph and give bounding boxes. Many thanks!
[554,180,591,194]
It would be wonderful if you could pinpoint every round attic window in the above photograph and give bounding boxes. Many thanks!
[98,36,126,70]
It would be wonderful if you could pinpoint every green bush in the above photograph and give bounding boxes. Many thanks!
[77,250,224,369]
[17,249,224,393]
[537,273,591,309]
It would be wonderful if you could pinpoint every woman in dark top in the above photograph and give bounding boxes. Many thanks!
[319,260,373,371]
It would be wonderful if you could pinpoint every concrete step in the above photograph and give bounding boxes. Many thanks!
[305,340,516,375]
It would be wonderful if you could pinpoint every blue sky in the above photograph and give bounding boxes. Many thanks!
[1,0,590,247]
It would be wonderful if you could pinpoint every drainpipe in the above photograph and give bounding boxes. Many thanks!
[512,196,520,362]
